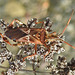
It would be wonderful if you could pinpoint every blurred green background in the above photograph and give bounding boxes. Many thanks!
[0,0,75,75]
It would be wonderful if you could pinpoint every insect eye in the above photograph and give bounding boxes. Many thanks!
[13,39,16,42]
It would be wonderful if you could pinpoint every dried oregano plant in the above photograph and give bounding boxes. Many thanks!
[0,10,75,75]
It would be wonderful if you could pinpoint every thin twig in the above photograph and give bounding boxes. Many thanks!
[19,69,51,74]
[32,57,36,75]
[0,66,8,69]
[32,64,36,75]
[0,66,51,74]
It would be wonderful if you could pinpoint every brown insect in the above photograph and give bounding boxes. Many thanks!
[0,10,75,61]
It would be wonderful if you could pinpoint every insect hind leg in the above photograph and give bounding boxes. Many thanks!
[0,33,19,46]
[0,33,11,45]
[0,19,9,31]
[7,19,27,28]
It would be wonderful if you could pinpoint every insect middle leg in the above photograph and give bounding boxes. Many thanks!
[39,42,51,59]
[23,44,37,61]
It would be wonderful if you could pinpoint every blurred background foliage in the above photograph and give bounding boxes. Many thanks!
[0,0,75,75]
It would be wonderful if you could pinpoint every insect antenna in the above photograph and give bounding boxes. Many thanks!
[63,40,75,49]
[61,9,74,35]
[60,9,75,49]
